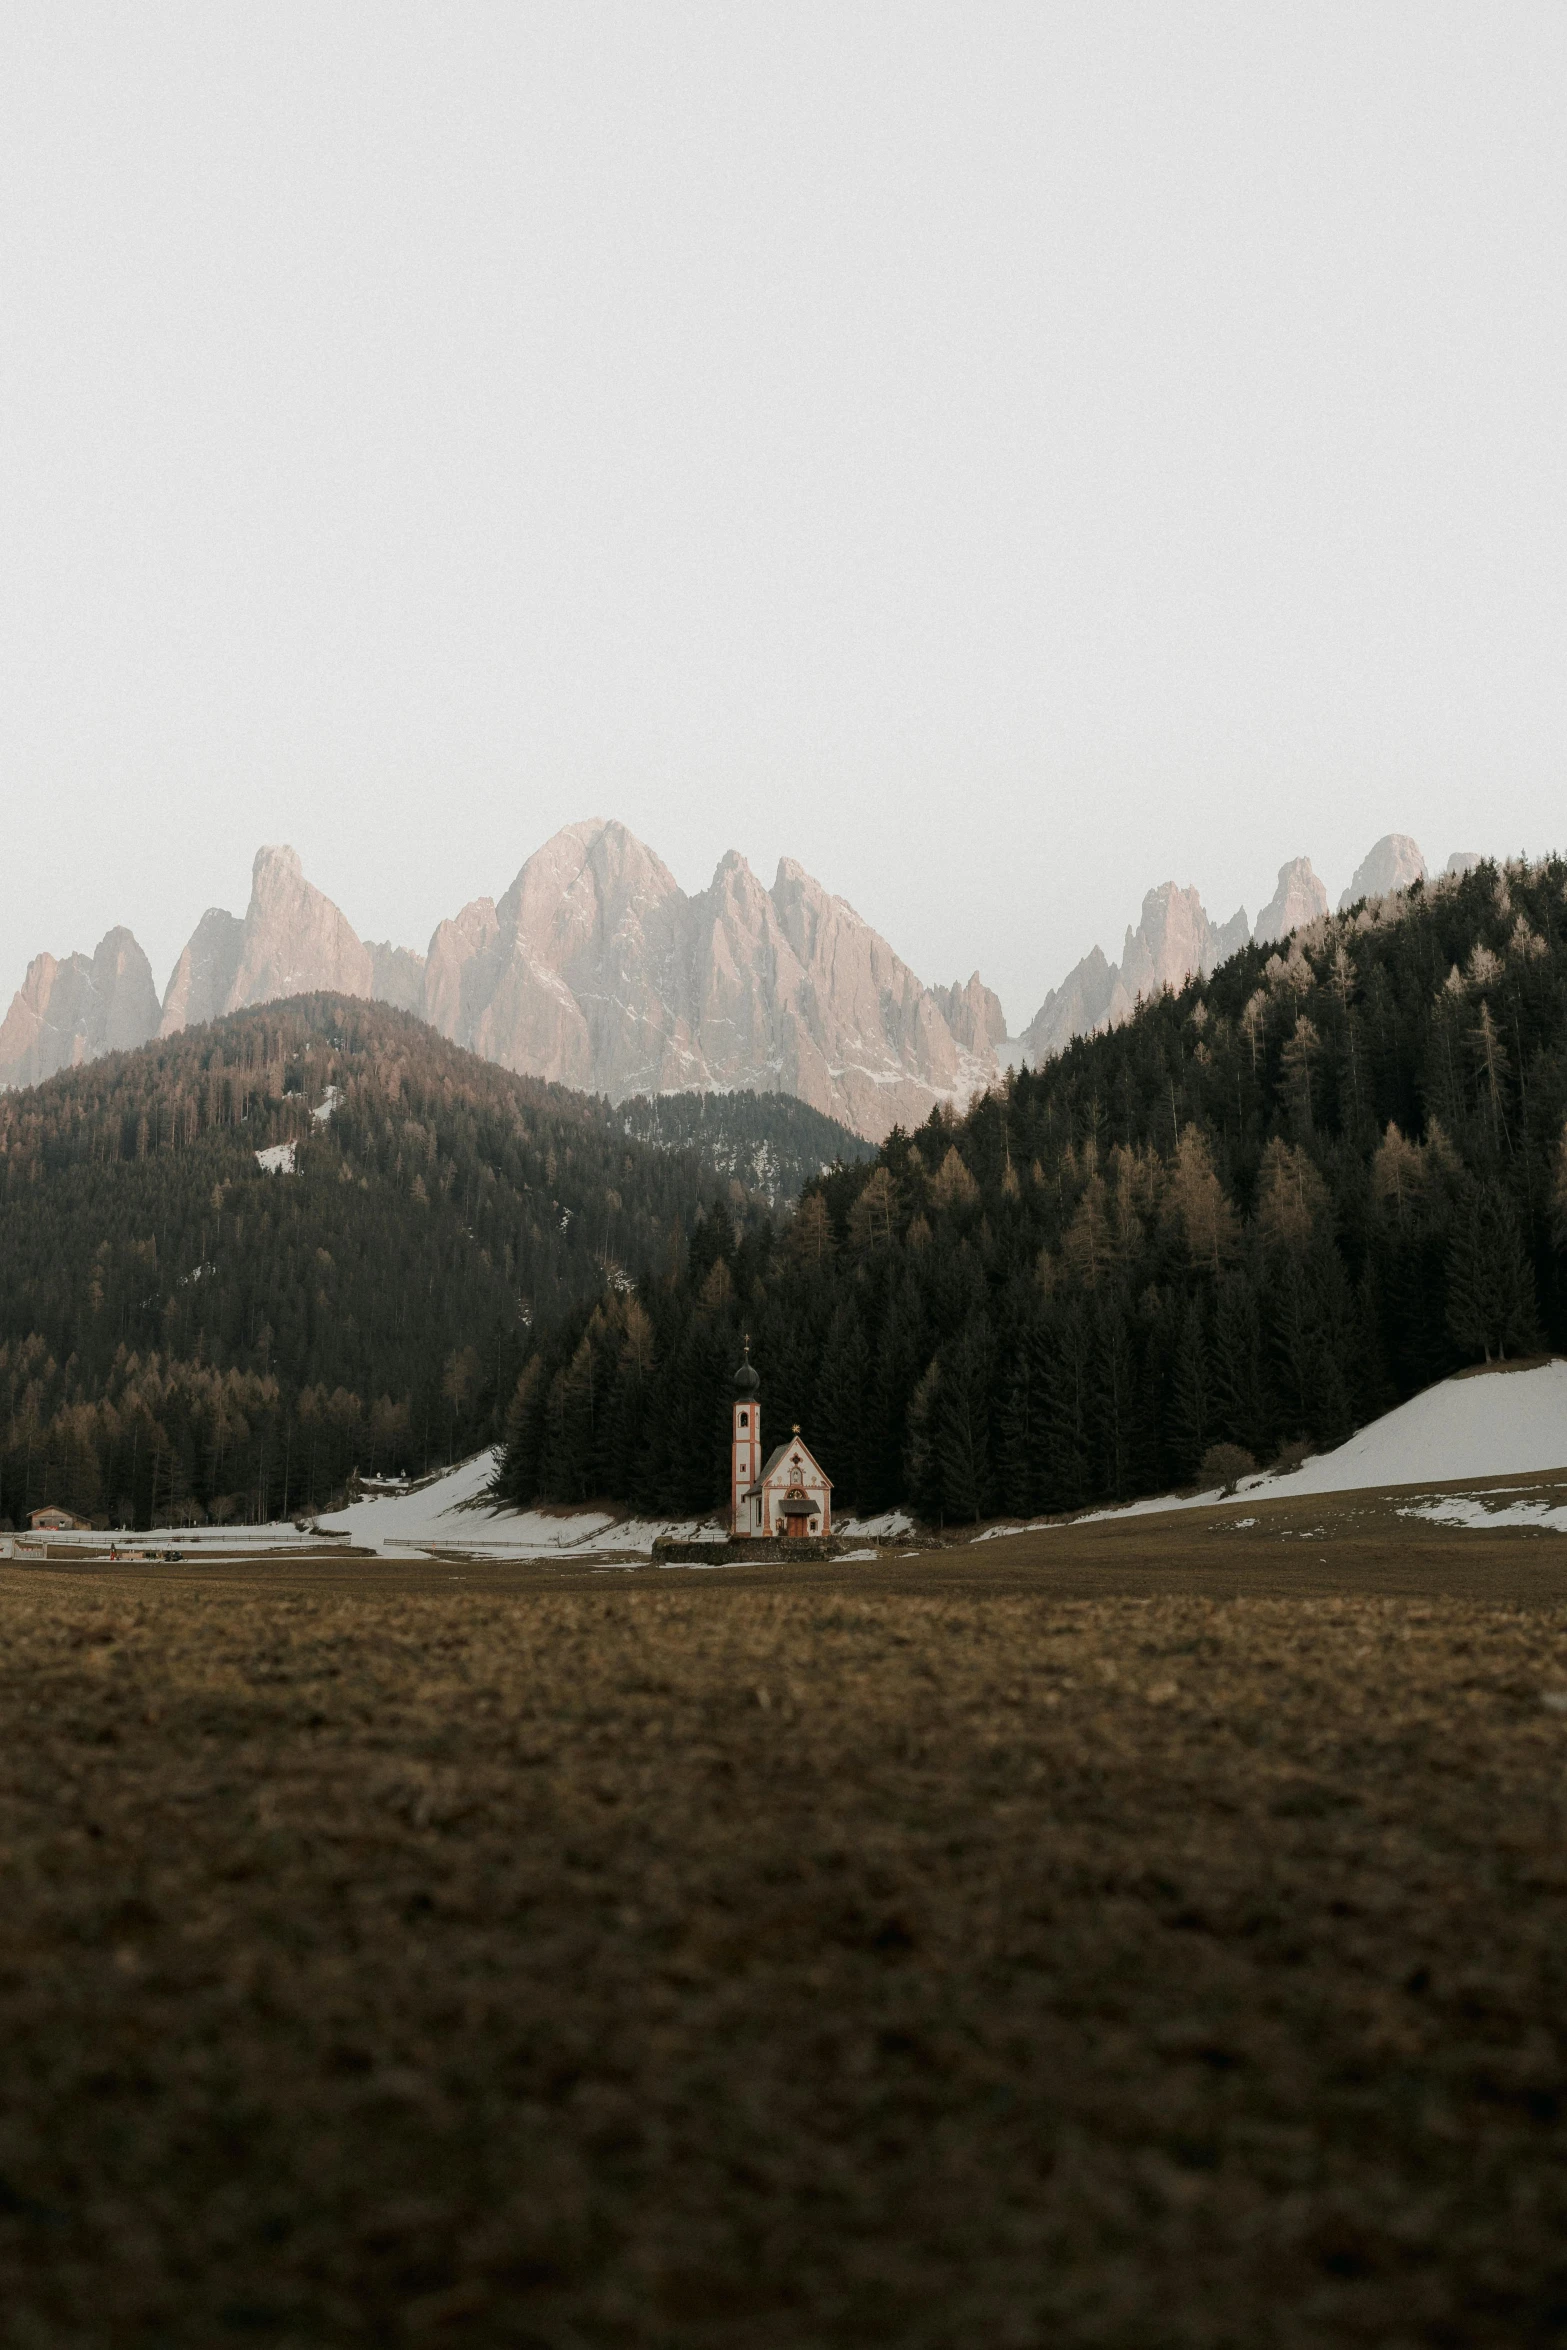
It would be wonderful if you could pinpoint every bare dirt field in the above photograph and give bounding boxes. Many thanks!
[4,1490,1567,2347]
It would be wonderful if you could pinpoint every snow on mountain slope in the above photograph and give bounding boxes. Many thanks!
[314,1450,511,1548]
[314,1449,727,1556]
[973,1360,1567,1540]
[1278,1360,1567,1494]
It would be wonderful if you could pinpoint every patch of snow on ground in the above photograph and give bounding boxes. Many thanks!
[596,1519,728,1554]
[1399,1495,1567,1534]
[312,1086,342,1125]
[255,1141,296,1175]
[838,1510,914,1538]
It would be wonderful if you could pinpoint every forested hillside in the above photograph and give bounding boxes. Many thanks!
[618,1088,874,1206]
[0,999,726,1529]
[498,857,1567,1522]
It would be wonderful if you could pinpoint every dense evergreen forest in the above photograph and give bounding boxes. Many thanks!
[0,999,733,1529]
[498,857,1567,1523]
[618,1089,874,1206]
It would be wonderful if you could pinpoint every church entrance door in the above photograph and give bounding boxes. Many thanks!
[781,1487,813,1539]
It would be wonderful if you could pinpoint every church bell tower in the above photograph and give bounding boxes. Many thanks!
[731,1336,761,1537]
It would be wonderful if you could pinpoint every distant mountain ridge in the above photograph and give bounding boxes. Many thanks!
[1337,833,1427,912]
[0,824,1503,1115]
[1016,836,1481,1068]
[2,826,1001,1141]
[0,929,160,1090]
[416,822,998,1138]
[1020,883,1251,1067]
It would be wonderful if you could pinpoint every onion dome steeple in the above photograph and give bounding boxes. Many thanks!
[733,1333,760,1397]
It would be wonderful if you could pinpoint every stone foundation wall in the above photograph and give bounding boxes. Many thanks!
[652,1535,850,1566]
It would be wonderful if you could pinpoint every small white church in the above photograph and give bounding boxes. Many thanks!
[730,1338,833,1539]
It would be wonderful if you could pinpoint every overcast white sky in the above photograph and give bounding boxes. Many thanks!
[3,4,1565,1030]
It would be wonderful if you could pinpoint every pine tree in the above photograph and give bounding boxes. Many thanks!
[1211,1274,1268,1458]
[935,1313,995,1523]
[998,1307,1044,1516]
[1445,1184,1541,1362]
[903,1359,943,1522]
[1169,1296,1211,1480]
[1090,1297,1135,1502]
[813,1303,871,1512]
[1042,1301,1093,1512]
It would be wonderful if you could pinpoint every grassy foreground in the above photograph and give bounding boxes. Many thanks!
[3,1511,1567,2347]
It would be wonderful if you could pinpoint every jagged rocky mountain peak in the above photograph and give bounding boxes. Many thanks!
[232,843,372,1007]
[0,927,161,1090]
[89,928,162,1049]
[253,841,304,888]
[421,894,499,1046]
[158,908,244,1036]
[711,845,758,887]
[494,819,683,967]
[1213,906,1251,959]
[1019,879,1252,1069]
[933,973,1009,1056]
[156,842,372,1037]
[1013,831,1476,1073]
[102,819,990,1140]
[411,822,1000,1137]
[5,817,1502,1124]
[366,941,427,1013]
[1120,883,1219,993]
[1338,833,1427,913]
[1254,857,1329,948]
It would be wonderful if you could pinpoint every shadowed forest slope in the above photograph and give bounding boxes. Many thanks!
[617,1088,874,1207]
[0,1000,736,1528]
[499,857,1567,1520]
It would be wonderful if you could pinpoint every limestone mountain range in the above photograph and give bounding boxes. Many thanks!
[3,826,1005,1142]
[0,929,162,1092]
[0,823,1488,1134]
[1015,837,1476,1068]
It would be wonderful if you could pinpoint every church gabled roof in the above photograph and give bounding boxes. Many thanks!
[756,1434,832,1489]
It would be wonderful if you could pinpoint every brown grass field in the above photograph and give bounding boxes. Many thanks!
[4,1486,1567,2347]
